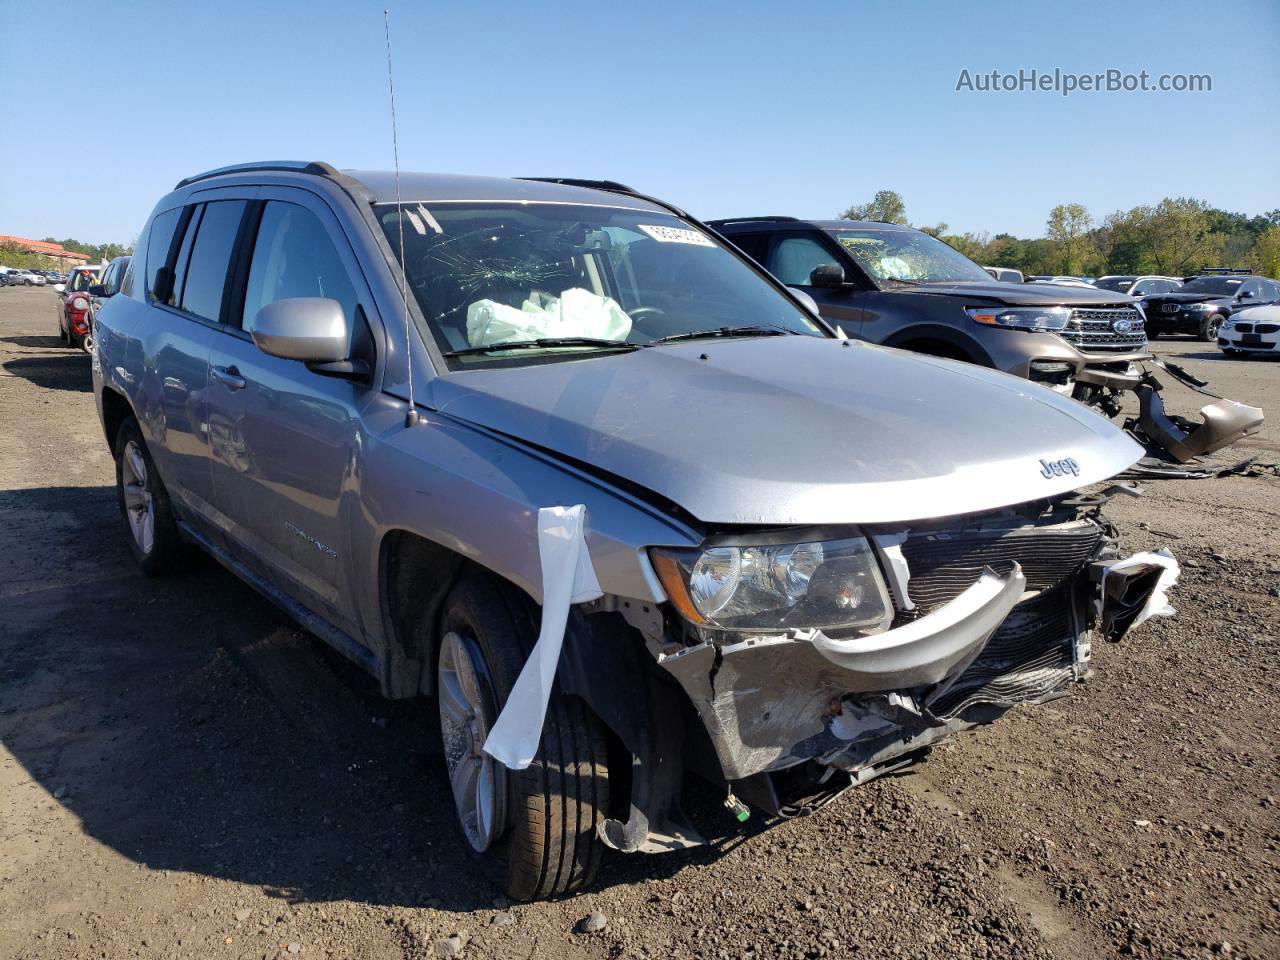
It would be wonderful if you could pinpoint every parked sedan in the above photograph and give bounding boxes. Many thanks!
[1219,304,1280,357]
[54,265,103,349]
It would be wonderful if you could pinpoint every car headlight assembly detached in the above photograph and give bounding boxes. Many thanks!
[651,535,893,633]
[967,306,1072,332]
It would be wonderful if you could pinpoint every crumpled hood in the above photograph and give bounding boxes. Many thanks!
[907,281,1134,306]
[431,337,1143,527]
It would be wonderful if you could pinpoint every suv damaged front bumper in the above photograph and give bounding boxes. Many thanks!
[585,508,1178,847]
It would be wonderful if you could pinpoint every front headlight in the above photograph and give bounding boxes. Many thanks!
[651,535,892,633]
[967,306,1071,332]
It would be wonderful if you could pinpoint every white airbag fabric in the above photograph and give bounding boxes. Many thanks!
[466,288,632,347]
[483,505,602,770]
[1103,548,1180,629]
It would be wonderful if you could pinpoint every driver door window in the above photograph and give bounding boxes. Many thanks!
[242,201,359,332]
[767,235,840,287]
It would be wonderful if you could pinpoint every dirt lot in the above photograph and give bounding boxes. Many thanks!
[1,284,1277,960]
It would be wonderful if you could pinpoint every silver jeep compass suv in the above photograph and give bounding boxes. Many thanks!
[93,162,1173,899]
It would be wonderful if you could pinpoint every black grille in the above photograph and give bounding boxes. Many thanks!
[1257,323,1279,334]
[899,519,1104,609]
[1235,323,1254,332]
[930,586,1079,717]
[1058,305,1147,352]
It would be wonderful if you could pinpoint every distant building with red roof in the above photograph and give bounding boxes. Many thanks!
[0,236,90,267]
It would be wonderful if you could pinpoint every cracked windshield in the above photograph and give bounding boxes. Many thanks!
[834,228,993,284]
[377,203,823,362]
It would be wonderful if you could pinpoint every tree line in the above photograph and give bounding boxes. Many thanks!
[0,237,133,271]
[839,190,1280,279]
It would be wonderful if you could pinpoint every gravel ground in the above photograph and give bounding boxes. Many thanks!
[1,285,1277,960]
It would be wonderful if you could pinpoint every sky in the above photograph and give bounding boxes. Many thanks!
[1,0,1277,245]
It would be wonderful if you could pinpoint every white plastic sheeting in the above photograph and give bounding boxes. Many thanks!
[466,288,632,347]
[1103,548,1180,629]
[482,505,602,770]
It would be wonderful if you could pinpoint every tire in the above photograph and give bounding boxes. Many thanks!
[1199,314,1225,342]
[436,573,609,901]
[114,417,187,576]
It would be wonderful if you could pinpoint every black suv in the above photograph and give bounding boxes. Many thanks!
[711,217,1147,393]
[1141,270,1280,341]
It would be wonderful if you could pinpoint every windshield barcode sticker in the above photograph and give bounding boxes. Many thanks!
[638,224,716,247]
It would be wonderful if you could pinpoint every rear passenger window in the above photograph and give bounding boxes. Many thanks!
[179,200,247,321]
[241,201,357,333]
[146,208,181,301]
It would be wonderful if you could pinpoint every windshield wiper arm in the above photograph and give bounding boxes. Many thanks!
[443,337,640,358]
[881,276,922,286]
[645,325,798,346]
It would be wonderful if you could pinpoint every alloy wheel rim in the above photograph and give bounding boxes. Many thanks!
[437,630,506,852]
[120,441,155,555]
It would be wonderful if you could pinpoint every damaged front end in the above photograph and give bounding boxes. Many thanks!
[1073,357,1263,468]
[615,497,1177,834]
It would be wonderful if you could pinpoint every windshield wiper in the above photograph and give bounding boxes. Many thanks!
[443,337,640,358]
[645,325,798,346]
[881,276,923,286]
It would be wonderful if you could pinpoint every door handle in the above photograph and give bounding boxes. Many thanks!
[211,365,247,390]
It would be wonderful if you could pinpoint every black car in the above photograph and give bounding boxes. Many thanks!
[710,216,1147,394]
[1142,271,1280,341]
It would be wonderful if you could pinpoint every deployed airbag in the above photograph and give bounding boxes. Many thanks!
[466,288,632,347]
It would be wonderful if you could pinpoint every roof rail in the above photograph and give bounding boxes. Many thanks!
[175,161,339,190]
[705,216,801,226]
[517,177,639,194]
[1198,266,1253,275]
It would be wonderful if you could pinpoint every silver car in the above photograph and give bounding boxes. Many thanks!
[93,162,1173,900]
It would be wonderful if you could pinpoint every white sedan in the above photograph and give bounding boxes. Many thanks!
[1219,304,1280,357]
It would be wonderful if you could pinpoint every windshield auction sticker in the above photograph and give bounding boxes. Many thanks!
[638,224,716,247]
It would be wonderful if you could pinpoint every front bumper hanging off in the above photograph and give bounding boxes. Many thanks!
[1075,357,1263,465]
[652,531,1177,808]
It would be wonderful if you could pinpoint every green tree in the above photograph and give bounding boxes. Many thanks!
[1144,197,1222,275]
[1252,226,1280,279]
[839,189,909,224]
[1045,203,1093,275]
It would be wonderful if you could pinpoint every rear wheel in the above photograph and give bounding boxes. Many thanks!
[114,418,187,576]
[1199,314,1225,342]
[436,574,609,900]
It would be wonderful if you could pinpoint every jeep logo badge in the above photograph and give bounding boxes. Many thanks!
[1039,457,1080,479]
[1112,318,1133,334]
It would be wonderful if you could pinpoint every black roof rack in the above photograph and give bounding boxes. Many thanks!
[1198,267,1253,275]
[705,216,801,226]
[175,160,339,190]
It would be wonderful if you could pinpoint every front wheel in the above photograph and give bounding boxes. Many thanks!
[114,418,188,576]
[1199,314,1224,342]
[436,574,610,900]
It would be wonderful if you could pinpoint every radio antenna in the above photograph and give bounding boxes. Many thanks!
[385,8,419,428]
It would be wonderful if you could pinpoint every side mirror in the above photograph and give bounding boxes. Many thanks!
[788,287,822,318]
[809,263,846,289]
[1238,290,1254,300]
[251,297,367,380]
[52,283,65,293]
[88,284,109,297]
